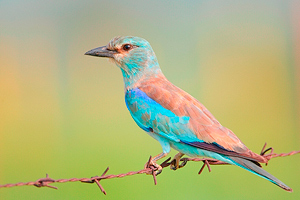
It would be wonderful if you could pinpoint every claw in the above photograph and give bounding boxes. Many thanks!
[149,161,163,175]
[170,153,185,170]
[170,159,187,170]
[144,155,165,176]
[179,158,188,168]
[153,164,163,176]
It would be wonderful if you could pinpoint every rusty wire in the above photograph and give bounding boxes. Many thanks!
[0,143,299,195]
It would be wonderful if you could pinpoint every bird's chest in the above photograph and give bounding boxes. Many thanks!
[124,88,155,132]
[125,88,191,141]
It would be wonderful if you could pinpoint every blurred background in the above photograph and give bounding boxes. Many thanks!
[1,0,299,199]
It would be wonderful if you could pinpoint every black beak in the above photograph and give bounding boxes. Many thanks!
[84,46,116,58]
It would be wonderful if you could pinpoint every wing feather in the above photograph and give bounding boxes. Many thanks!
[135,76,267,163]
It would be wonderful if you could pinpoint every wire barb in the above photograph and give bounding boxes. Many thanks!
[81,167,110,195]
[33,174,57,190]
[0,143,299,195]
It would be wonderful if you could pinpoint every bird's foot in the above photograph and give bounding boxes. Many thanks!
[144,158,163,175]
[170,153,186,170]
[144,153,168,176]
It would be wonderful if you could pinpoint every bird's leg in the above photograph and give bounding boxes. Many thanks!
[170,152,186,170]
[145,152,168,175]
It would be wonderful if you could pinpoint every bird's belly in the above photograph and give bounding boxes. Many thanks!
[169,141,235,165]
[145,130,234,165]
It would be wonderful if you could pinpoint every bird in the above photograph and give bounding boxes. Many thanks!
[85,36,292,192]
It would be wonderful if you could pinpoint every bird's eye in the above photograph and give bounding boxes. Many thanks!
[122,44,133,51]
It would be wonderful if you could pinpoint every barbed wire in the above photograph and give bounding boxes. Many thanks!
[0,143,299,195]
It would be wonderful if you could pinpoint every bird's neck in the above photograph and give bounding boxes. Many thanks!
[121,65,164,91]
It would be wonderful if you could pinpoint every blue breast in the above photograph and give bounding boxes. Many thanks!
[125,88,200,143]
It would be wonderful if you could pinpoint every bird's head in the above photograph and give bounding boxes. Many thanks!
[85,36,162,86]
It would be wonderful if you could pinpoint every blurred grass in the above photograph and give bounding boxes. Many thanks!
[0,0,299,199]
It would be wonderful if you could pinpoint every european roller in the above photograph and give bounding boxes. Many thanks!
[85,36,292,192]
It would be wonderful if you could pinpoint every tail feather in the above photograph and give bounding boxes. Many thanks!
[229,156,292,192]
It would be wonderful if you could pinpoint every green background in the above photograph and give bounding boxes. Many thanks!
[1,0,299,199]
